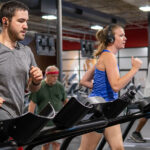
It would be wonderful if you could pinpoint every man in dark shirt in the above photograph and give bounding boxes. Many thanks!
[29,65,68,150]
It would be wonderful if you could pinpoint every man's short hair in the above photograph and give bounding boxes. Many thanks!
[0,0,29,24]
[45,65,59,73]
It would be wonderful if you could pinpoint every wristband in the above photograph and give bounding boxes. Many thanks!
[32,81,40,86]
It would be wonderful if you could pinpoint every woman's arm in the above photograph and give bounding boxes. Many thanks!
[103,53,142,92]
[80,65,95,89]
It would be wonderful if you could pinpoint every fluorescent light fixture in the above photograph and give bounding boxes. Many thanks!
[91,25,103,30]
[42,15,57,20]
[139,5,150,12]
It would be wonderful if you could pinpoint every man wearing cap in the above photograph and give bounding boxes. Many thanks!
[28,65,68,150]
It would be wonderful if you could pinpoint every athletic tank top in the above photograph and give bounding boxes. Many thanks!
[89,49,118,101]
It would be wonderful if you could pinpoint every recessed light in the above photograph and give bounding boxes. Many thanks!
[139,6,150,12]
[42,15,57,20]
[91,25,103,30]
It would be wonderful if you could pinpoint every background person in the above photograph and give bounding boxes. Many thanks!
[78,24,142,150]
[28,65,68,150]
[130,62,150,143]
[130,117,147,143]
[0,0,43,120]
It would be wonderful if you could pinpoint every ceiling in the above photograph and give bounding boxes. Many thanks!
[1,0,150,37]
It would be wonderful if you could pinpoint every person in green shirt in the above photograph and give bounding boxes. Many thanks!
[28,65,68,150]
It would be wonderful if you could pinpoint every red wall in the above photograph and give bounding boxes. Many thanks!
[125,28,148,48]
[63,40,81,51]
[63,33,96,50]
[63,28,149,50]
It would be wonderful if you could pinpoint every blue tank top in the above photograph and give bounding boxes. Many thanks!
[89,49,118,101]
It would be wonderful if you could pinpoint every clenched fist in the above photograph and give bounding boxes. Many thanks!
[131,57,143,70]
[30,66,43,85]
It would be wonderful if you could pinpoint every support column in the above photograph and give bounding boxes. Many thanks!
[56,0,63,82]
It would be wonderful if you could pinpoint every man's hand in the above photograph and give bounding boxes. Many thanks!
[30,66,43,85]
[0,97,5,107]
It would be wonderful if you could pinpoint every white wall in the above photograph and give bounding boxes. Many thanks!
[62,47,148,92]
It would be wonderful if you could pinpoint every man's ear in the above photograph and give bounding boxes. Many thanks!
[2,17,8,26]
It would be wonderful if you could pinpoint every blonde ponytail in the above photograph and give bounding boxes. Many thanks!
[93,29,107,57]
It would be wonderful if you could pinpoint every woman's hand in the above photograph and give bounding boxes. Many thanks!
[131,57,143,70]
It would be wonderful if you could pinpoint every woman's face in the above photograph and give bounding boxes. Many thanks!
[113,27,127,50]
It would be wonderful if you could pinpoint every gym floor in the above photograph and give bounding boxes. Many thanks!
[33,119,150,150]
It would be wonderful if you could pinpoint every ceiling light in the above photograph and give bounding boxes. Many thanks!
[139,6,150,12]
[42,15,57,20]
[91,25,103,30]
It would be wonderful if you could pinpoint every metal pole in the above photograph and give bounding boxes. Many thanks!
[60,136,75,150]
[97,137,106,150]
[56,0,63,82]
[122,120,135,141]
